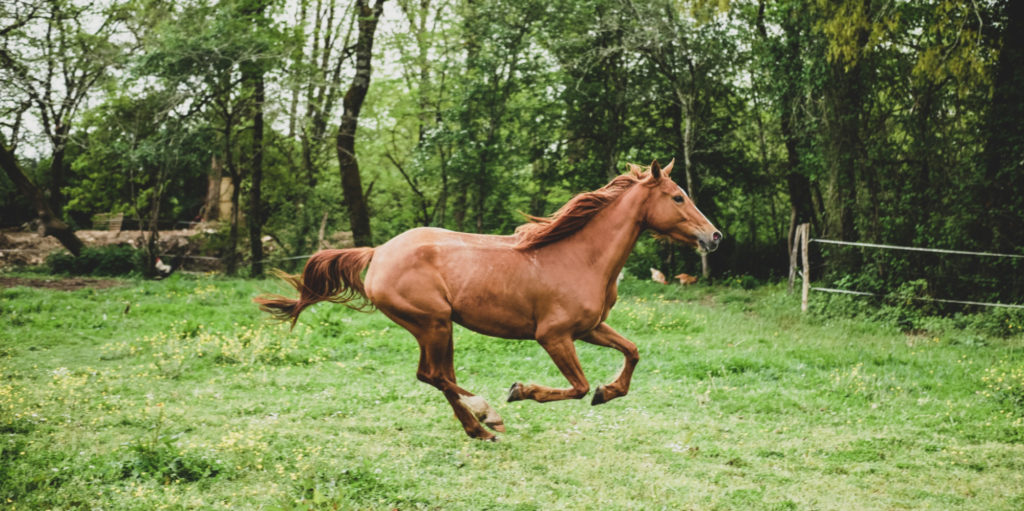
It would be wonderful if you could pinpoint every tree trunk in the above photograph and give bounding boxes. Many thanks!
[679,94,710,279]
[758,0,817,258]
[227,172,241,275]
[435,153,448,226]
[981,0,1024,251]
[475,169,486,233]
[0,141,84,256]
[820,0,872,249]
[452,184,467,232]
[248,70,265,277]
[203,155,223,222]
[223,111,240,276]
[781,88,815,255]
[528,159,549,217]
[142,170,164,279]
[336,0,385,247]
[47,125,69,213]
[825,59,864,241]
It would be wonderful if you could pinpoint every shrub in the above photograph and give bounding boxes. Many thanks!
[46,245,143,276]
[962,307,1024,338]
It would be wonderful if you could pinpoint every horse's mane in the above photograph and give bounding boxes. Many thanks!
[514,164,652,250]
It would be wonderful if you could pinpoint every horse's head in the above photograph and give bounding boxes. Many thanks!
[640,159,722,253]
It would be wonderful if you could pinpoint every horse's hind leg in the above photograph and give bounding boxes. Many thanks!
[419,322,506,437]
[387,312,505,440]
[507,334,590,403]
[579,322,638,405]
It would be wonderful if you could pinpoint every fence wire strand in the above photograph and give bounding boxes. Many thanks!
[810,239,1024,259]
[810,287,1024,309]
[807,236,1024,311]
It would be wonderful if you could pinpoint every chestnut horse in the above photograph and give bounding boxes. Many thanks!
[256,159,721,440]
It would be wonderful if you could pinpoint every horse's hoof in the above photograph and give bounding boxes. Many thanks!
[591,386,606,405]
[467,429,498,442]
[507,383,524,402]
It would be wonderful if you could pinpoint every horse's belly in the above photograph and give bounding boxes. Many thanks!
[451,302,536,340]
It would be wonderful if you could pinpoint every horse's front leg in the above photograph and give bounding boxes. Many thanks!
[507,334,590,403]
[579,322,638,405]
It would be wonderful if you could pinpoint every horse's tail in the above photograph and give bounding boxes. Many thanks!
[254,247,375,327]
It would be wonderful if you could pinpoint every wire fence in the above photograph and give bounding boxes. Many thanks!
[158,252,317,273]
[810,239,1024,260]
[794,224,1024,312]
[810,286,1024,310]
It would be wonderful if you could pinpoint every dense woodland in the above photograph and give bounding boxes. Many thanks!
[1,0,1022,303]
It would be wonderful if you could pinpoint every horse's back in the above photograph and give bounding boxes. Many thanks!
[370,227,519,268]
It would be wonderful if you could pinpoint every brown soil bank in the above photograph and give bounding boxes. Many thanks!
[0,276,124,291]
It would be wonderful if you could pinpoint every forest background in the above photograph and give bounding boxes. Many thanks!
[2,0,1022,304]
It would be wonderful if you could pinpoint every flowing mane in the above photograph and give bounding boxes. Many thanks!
[514,164,652,250]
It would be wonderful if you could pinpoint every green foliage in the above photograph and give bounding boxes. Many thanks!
[2,0,1021,294]
[122,403,228,483]
[962,307,1024,339]
[45,245,143,276]
[720,273,762,290]
[981,362,1024,418]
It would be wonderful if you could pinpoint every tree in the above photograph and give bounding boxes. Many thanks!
[0,0,124,255]
[241,0,273,277]
[0,136,83,255]
[753,0,817,258]
[138,0,283,274]
[0,0,125,211]
[620,0,741,277]
[291,0,354,187]
[380,0,459,227]
[546,0,633,187]
[336,0,385,247]
[980,0,1024,252]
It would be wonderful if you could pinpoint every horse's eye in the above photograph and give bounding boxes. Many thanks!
[672,195,684,204]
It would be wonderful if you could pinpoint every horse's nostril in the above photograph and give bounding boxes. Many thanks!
[712,231,722,242]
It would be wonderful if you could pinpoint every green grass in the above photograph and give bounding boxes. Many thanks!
[2,272,1023,510]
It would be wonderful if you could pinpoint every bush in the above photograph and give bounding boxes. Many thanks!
[961,307,1024,338]
[46,245,143,276]
[810,271,1024,338]
[721,273,761,289]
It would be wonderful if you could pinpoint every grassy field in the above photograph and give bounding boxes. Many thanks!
[1,271,1023,510]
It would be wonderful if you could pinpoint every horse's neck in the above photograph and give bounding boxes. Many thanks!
[557,185,646,284]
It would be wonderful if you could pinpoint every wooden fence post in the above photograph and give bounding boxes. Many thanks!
[800,223,810,312]
[788,227,799,294]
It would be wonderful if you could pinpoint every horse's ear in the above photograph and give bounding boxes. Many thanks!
[662,158,674,177]
[650,159,662,180]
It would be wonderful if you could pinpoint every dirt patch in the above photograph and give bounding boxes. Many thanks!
[0,225,336,272]
[0,228,201,268]
[0,276,124,291]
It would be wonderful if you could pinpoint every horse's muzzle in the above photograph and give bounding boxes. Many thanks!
[699,230,722,253]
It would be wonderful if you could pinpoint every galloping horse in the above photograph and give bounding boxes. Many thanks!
[256,159,721,440]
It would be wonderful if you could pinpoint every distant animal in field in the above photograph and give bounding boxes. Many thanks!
[256,159,721,441]
[154,257,176,278]
[674,273,697,285]
[650,268,668,285]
